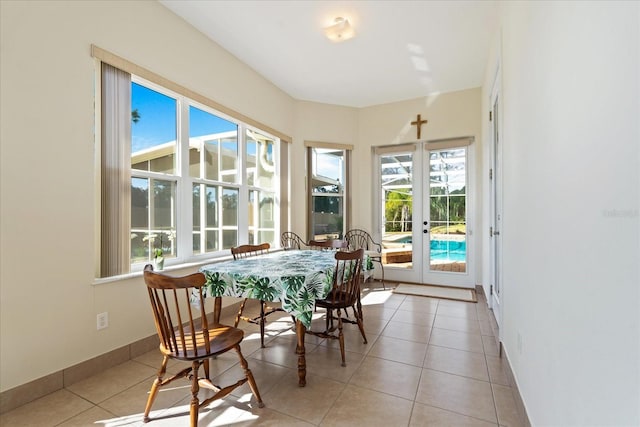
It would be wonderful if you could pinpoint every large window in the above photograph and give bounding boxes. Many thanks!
[99,67,280,277]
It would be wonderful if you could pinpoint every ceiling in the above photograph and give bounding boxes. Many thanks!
[159,0,499,108]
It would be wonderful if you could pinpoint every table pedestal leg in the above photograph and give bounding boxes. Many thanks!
[213,297,221,325]
[295,320,306,387]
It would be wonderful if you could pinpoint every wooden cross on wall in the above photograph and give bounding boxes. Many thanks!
[411,114,428,139]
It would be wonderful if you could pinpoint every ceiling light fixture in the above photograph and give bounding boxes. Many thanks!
[324,17,355,42]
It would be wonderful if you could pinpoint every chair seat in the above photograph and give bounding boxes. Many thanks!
[161,325,244,361]
[315,290,357,310]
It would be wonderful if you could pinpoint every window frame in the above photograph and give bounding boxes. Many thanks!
[305,141,352,241]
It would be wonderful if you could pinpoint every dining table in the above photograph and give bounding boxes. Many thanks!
[198,249,337,386]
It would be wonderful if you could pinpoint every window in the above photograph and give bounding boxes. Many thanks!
[306,144,351,240]
[188,105,240,254]
[130,82,178,264]
[99,65,281,277]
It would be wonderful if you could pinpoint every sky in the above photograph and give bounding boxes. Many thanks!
[131,81,341,180]
[131,82,235,153]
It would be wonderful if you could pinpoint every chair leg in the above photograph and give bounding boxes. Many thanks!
[355,314,367,345]
[203,358,210,380]
[325,308,332,332]
[235,345,265,407]
[338,317,346,367]
[143,355,169,423]
[259,301,266,348]
[189,360,200,427]
[377,260,386,290]
[234,298,248,327]
[355,298,367,344]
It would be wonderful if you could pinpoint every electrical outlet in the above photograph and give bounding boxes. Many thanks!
[97,312,109,330]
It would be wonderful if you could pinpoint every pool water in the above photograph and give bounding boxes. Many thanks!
[430,239,466,262]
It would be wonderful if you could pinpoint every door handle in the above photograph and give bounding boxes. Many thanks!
[494,231,500,236]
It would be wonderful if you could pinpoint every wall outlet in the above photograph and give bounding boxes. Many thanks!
[97,312,109,330]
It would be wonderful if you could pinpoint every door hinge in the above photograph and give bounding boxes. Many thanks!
[490,284,494,295]
[489,168,493,179]
[489,111,493,121]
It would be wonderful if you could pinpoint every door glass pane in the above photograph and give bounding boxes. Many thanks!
[429,148,467,273]
[380,153,414,267]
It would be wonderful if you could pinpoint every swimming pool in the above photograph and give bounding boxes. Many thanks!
[430,239,466,262]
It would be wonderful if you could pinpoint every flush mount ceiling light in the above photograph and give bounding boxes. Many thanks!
[324,17,355,42]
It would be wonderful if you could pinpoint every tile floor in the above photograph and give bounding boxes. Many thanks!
[1,282,524,426]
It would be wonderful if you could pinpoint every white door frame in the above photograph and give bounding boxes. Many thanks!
[374,140,476,288]
[488,64,504,327]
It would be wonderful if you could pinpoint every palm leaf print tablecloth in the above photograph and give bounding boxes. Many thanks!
[199,250,337,328]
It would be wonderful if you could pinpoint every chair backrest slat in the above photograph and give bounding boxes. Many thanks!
[149,288,172,351]
[171,290,188,356]
[195,287,210,353]
[160,289,180,354]
[231,243,270,260]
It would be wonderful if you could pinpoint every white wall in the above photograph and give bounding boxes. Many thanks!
[495,1,639,424]
[0,0,294,392]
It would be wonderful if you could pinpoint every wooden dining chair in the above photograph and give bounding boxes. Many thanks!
[142,265,263,426]
[345,228,386,289]
[280,231,306,250]
[308,238,348,250]
[231,243,281,348]
[307,249,367,366]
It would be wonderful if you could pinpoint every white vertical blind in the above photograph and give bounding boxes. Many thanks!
[100,63,131,277]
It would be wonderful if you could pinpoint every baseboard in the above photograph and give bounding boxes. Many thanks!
[0,300,243,414]
[501,347,532,427]
[475,284,531,427]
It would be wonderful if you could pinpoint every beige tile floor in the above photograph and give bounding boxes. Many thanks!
[1,282,524,426]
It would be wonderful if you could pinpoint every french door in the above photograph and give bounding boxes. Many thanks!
[375,139,475,288]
